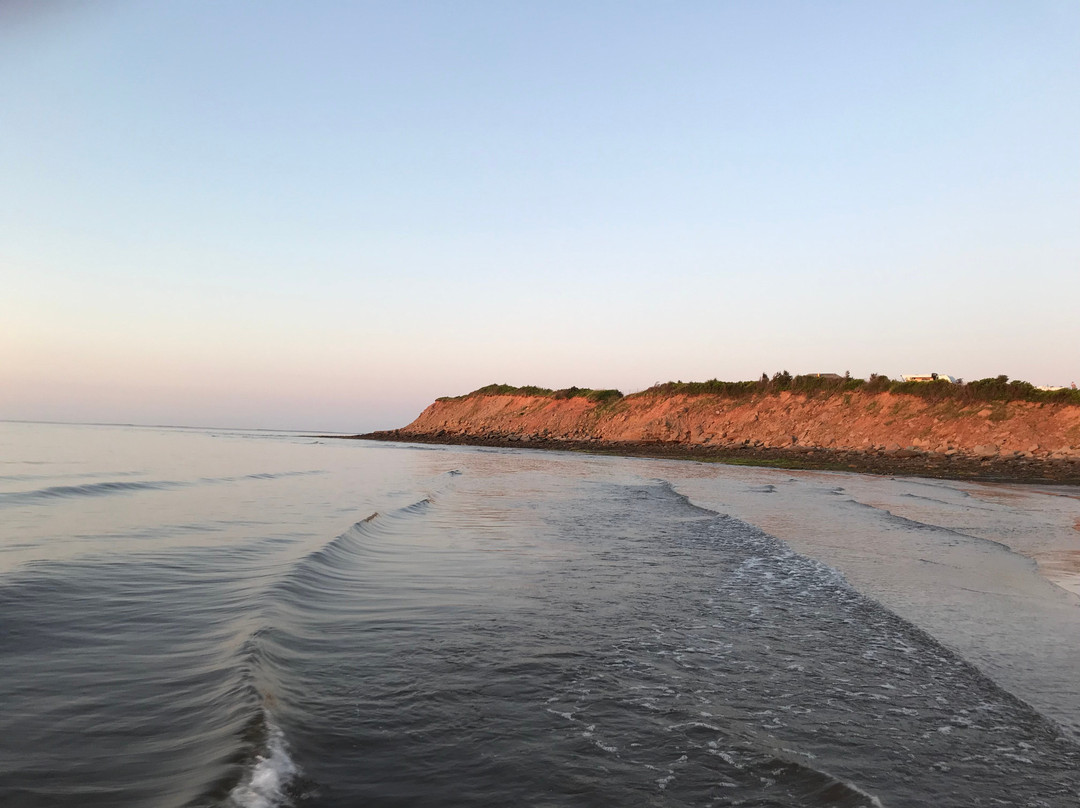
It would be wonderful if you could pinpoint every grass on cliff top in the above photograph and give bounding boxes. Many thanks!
[438,384,625,404]
[439,374,1080,408]
[642,372,1080,406]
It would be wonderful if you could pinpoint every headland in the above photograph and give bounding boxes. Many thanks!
[352,376,1080,484]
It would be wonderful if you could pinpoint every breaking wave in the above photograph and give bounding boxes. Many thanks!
[227,711,301,808]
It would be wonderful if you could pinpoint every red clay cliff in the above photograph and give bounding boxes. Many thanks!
[360,388,1080,483]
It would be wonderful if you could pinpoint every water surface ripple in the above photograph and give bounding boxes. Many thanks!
[0,423,1077,807]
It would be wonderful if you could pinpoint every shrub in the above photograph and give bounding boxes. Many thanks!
[641,372,860,398]
[453,375,1080,407]
[864,373,892,393]
[458,384,624,403]
[789,374,865,395]
[890,379,958,402]
[642,379,763,398]
[464,383,553,397]
[636,373,1080,406]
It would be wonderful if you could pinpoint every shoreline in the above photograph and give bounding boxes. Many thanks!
[346,430,1080,486]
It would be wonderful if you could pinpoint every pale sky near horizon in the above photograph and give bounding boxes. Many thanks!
[2,1,1078,432]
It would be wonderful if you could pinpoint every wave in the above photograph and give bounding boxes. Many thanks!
[263,497,437,607]
[840,497,1015,551]
[207,493,446,805]
[0,470,327,507]
[215,471,327,483]
[649,479,721,517]
[0,479,186,504]
[272,468,459,581]
[760,756,884,807]
[227,710,301,808]
[308,497,432,560]
[0,469,147,483]
[900,491,992,509]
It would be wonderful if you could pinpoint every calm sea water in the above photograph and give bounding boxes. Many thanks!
[2,422,1079,807]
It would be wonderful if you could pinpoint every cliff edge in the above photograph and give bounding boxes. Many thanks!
[397,389,1080,461]
[354,381,1080,482]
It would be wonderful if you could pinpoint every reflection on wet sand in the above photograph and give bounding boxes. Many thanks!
[630,459,1080,739]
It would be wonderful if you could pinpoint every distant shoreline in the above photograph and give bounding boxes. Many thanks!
[345,431,1080,486]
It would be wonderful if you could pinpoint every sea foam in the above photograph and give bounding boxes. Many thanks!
[228,713,299,808]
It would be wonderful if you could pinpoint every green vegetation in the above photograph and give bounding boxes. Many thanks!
[891,375,1080,406]
[550,386,625,404]
[438,375,1079,407]
[471,383,556,397]
[639,373,1080,406]
[440,384,624,404]
[641,371,863,398]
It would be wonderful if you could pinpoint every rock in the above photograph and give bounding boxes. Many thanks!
[971,444,999,458]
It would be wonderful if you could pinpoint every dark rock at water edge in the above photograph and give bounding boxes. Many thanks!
[347,431,1080,486]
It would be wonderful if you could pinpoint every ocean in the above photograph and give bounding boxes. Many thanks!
[1,421,1078,807]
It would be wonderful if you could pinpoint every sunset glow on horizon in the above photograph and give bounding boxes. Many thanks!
[3,2,1077,432]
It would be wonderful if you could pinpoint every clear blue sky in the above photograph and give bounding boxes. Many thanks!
[2,1,1077,431]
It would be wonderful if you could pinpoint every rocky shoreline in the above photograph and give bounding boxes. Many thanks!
[352,430,1080,486]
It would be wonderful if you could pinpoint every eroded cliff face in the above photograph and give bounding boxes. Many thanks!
[399,391,1080,460]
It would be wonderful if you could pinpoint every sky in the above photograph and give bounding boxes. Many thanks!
[2,1,1077,432]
